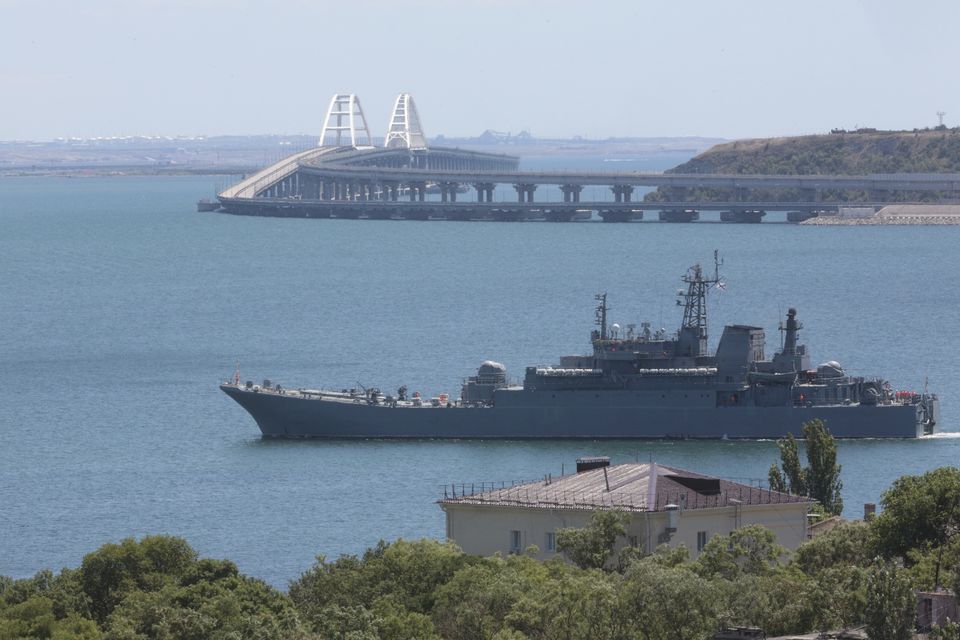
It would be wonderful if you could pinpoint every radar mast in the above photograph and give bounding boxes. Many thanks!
[677,251,723,356]
[593,292,609,341]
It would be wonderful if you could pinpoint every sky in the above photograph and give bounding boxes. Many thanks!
[1,0,958,141]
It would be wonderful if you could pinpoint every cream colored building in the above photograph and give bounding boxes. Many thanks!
[440,459,814,561]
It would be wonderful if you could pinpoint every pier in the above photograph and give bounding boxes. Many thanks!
[214,94,960,223]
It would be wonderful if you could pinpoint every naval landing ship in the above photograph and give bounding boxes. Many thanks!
[221,255,939,439]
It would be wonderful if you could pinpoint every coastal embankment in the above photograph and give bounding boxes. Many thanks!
[802,204,960,225]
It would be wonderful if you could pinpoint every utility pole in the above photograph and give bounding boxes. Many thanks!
[937,111,947,127]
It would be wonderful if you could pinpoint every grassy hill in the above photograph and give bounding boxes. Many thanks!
[645,128,960,203]
[671,128,960,175]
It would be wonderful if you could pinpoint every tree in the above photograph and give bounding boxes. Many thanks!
[432,555,548,640]
[555,510,630,570]
[804,420,843,515]
[619,560,720,640]
[769,433,806,496]
[695,525,785,580]
[865,560,916,640]
[872,466,960,560]
[78,535,196,623]
[932,620,960,640]
[793,520,873,575]
[768,420,843,515]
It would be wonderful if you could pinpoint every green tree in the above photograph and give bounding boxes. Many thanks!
[555,510,630,570]
[804,420,843,515]
[432,555,547,640]
[78,535,196,624]
[768,420,843,515]
[102,561,307,640]
[793,520,873,575]
[864,560,916,640]
[769,433,806,496]
[716,572,819,637]
[504,562,621,640]
[619,560,720,640]
[932,620,960,640]
[0,596,101,640]
[696,525,785,580]
[289,538,469,637]
[872,466,960,560]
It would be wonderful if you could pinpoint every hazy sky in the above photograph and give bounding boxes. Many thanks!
[2,0,957,141]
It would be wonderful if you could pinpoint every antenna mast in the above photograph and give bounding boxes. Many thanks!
[937,111,947,127]
[594,292,609,341]
[676,252,722,356]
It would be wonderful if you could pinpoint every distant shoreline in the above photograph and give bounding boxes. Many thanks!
[0,135,720,179]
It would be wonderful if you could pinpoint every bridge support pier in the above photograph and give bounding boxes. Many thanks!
[382,182,399,201]
[560,184,583,203]
[611,185,634,203]
[440,182,459,203]
[407,182,426,202]
[474,182,495,202]
[514,183,536,203]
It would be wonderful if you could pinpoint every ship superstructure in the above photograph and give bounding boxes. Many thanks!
[221,254,939,439]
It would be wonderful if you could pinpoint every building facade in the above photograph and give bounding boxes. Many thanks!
[440,459,813,561]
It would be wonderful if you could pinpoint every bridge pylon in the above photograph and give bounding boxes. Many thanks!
[384,93,427,150]
[320,94,373,148]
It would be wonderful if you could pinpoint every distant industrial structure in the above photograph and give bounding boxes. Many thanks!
[212,94,960,223]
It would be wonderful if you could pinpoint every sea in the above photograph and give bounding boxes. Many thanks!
[2,152,959,588]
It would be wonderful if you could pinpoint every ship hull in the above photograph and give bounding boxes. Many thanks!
[221,385,932,439]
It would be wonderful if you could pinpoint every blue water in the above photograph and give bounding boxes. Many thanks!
[2,168,959,588]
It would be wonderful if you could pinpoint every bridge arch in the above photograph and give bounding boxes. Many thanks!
[384,93,427,150]
[320,94,373,148]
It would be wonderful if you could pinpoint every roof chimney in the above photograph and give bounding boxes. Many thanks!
[576,456,610,473]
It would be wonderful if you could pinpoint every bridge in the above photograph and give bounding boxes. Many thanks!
[215,94,960,223]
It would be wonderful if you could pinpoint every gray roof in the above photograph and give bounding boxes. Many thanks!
[441,462,813,513]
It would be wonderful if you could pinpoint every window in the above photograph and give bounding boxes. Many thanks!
[510,530,522,553]
[545,532,556,552]
[697,531,708,552]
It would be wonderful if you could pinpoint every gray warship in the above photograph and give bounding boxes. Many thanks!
[221,254,939,439]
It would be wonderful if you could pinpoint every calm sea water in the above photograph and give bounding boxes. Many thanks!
[2,160,959,587]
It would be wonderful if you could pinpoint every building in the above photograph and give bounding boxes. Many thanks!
[916,589,958,632]
[440,457,814,561]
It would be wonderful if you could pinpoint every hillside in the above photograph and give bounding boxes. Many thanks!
[670,128,960,175]
[645,128,960,204]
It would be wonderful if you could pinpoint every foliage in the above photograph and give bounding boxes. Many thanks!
[1,536,308,640]
[793,520,873,575]
[289,539,467,638]
[904,537,960,592]
[619,560,720,640]
[864,560,916,640]
[932,620,960,640]
[695,525,785,580]
[8,468,960,640]
[769,433,806,496]
[804,420,843,515]
[872,466,960,560]
[768,420,843,515]
[555,510,630,570]
[0,596,101,640]
[645,129,960,203]
[78,535,197,624]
